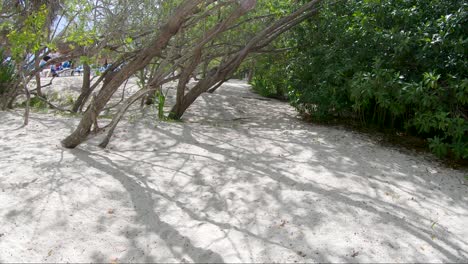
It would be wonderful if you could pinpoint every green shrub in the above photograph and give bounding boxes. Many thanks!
[250,53,290,100]
[0,50,15,95]
[254,0,468,159]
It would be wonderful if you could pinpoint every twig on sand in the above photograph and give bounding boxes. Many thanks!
[29,93,73,113]
[232,117,254,121]
[242,96,271,101]
[30,76,57,93]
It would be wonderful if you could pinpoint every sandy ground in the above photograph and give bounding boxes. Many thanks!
[0,77,467,263]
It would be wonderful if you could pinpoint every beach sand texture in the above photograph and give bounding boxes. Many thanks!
[0,78,467,263]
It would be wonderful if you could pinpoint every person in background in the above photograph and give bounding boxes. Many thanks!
[39,59,47,68]
[39,55,51,68]
[62,61,70,68]
[74,65,83,76]
[50,65,58,77]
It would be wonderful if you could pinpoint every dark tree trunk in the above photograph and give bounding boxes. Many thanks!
[72,62,91,112]
[207,79,226,93]
[169,0,322,119]
[201,58,209,78]
[247,64,255,83]
[62,0,204,148]
[35,73,42,97]
[169,76,219,119]
[34,51,43,97]
[62,0,321,148]
[22,75,31,126]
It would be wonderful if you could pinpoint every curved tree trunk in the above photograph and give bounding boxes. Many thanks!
[62,0,204,148]
[207,79,226,93]
[247,61,256,83]
[62,0,321,148]
[72,63,91,112]
[35,73,42,97]
[21,74,31,126]
[34,51,43,97]
[169,75,219,119]
[100,74,178,147]
[169,0,322,119]
[99,85,159,148]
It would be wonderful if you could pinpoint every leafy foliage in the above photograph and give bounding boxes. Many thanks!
[251,54,290,100]
[7,5,49,60]
[253,0,468,159]
[0,50,16,96]
[154,90,166,120]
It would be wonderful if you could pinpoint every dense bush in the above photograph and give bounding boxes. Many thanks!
[0,51,15,93]
[253,0,468,159]
[251,54,291,100]
[0,50,16,109]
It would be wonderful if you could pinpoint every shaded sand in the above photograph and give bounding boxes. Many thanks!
[0,79,467,263]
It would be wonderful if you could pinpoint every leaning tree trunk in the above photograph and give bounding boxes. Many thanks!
[61,0,204,148]
[169,75,220,119]
[169,0,322,119]
[99,73,181,148]
[168,1,258,119]
[62,0,321,148]
[99,83,162,148]
[20,72,31,126]
[34,51,43,97]
[72,62,91,112]
[207,79,227,93]
[169,49,249,119]
[247,61,256,83]
[35,73,42,97]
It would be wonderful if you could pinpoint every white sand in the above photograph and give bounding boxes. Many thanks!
[0,78,467,263]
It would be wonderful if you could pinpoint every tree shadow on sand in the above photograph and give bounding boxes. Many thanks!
[1,81,466,262]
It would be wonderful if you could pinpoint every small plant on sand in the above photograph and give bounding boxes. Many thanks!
[21,96,47,110]
[128,113,139,124]
[153,90,166,120]
[47,92,60,101]
[65,94,75,105]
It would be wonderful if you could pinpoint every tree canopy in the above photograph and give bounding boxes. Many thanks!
[252,0,467,159]
[0,0,466,159]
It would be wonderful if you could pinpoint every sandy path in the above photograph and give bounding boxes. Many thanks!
[0,79,467,263]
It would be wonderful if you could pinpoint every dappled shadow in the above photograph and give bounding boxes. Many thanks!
[74,81,466,262]
[0,80,467,262]
[72,148,225,263]
[100,80,467,262]
[109,121,467,262]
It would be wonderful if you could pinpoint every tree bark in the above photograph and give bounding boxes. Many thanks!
[99,84,160,148]
[169,1,257,119]
[35,73,42,97]
[71,62,91,112]
[34,51,43,97]
[207,79,226,93]
[247,61,255,83]
[169,0,322,119]
[21,74,31,126]
[99,73,179,148]
[62,0,322,148]
[62,0,204,148]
